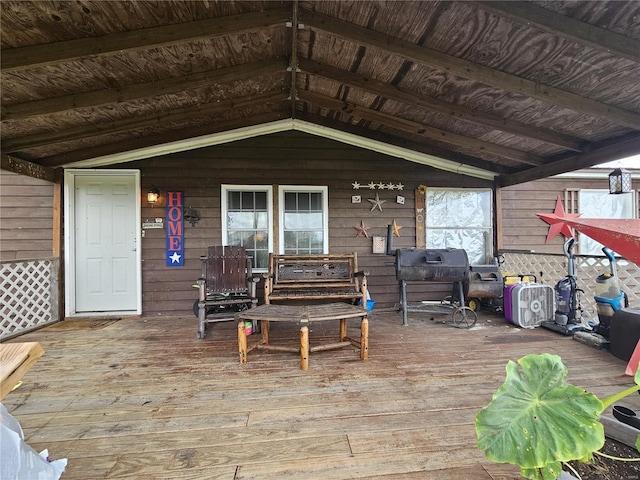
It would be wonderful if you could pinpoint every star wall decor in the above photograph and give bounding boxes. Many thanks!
[367,192,386,212]
[354,220,371,238]
[356,181,404,190]
[536,195,581,243]
[391,219,403,236]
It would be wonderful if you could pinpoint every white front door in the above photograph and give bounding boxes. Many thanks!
[73,173,139,313]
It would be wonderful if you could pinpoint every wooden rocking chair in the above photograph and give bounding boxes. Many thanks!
[195,246,260,339]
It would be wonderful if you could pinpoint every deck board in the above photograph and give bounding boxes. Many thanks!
[3,310,639,479]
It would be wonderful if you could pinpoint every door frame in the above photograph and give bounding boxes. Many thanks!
[64,169,142,317]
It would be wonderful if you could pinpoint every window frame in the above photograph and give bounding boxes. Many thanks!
[221,184,273,272]
[278,185,329,254]
[424,187,493,265]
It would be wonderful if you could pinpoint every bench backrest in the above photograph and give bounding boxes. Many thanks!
[201,246,252,295]
[270,254,358,286]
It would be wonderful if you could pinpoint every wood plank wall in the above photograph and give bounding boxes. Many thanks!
[499,175,639,254]
[0,170,53,261]
[132,131,491,315]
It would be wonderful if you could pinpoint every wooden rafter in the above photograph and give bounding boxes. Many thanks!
[0,154,56,182]
[302,8,640,131]
[3,91,288,152]
[298,111,513,175]
[289,1,300,119]
[475,1,640,64]
[2,59,288,120]
[496,133,640,187]
[298,58,584,152]
[37,111,290,168]
[299,90,545,166]
[1,7,290,71]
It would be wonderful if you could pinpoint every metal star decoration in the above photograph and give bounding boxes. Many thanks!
[352,181,361,190]
[536,195,581,243]
[354,220,371,238]
[367,181,377,189]
[367,192,386,212]
[391,219,403,236]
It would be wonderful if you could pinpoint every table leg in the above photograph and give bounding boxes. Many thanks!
[238,320,247,364]
[339,318,347,341]
[300,324,309,370]
[262,320,270,345]
[360,316,369,360]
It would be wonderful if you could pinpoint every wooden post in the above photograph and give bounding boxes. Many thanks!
[339,318,347,341]
[238,320,247,364]
[415,186,426,249]
[300,324,309,370]
[360,316,369,360]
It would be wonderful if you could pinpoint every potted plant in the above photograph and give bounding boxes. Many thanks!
[475,353,640,479]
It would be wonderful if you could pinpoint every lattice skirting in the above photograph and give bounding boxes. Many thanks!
[1,258,59,340]
[500,251,640,319]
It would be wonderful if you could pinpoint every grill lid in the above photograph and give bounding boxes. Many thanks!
[395,248,469,282]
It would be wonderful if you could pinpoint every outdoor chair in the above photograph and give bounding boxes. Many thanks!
[195,246,260,339]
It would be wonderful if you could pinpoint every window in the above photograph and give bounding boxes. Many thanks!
[279,186,328,254]
[425,188,492,265]
[578,189,636,255]
[222,185,273,270]
[222,185,328,268]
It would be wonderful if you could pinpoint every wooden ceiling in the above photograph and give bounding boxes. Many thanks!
[2,1,640,185]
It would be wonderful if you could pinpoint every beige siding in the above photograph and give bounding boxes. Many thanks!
[0,170,54,261]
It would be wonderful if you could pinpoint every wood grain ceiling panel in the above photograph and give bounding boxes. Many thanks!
[1,1,639,184]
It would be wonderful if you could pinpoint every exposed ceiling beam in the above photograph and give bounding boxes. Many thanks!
[1,154,57,182]
[289,1,300,119]
[34,114,498,179]
[303,8,640,131]
[2,58,288,120]
[496,133,640,187]
[3,91,288,152]
[297,111,512,175]
[299,90,545,166]
[39,112,291,168]
[299,57,584,152]
[292,119,496,179]
[475,1,640,64]
[2,7,290,72]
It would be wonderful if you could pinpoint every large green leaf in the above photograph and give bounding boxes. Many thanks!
[476,353,604,476]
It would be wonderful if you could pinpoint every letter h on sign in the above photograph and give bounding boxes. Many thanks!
[166,191,184,266]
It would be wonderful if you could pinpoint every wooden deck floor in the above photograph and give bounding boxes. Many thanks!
[3,309,640,479]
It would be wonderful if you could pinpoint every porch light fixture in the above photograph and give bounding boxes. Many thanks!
[609,168,632,194]
[147,185,160,205]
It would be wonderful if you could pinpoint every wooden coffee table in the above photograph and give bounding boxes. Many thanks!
[236,303,369,370]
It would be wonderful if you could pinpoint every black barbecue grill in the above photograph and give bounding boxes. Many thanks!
[395,248,477,327]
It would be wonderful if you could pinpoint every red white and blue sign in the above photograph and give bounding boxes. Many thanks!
[166,191,184,267]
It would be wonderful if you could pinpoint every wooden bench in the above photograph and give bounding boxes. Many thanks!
[264,253,369,307]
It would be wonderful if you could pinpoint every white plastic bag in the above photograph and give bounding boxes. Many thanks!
[0,403,67,479]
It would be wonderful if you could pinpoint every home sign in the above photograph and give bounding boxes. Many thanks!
[166,191,184,267]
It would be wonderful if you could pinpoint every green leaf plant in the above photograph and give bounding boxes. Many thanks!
[475,353,640,480]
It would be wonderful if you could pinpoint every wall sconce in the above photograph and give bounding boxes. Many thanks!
[609,168,632,194]
[147,185,160,205]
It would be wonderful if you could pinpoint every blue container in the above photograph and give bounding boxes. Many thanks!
[358,299,375,311]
